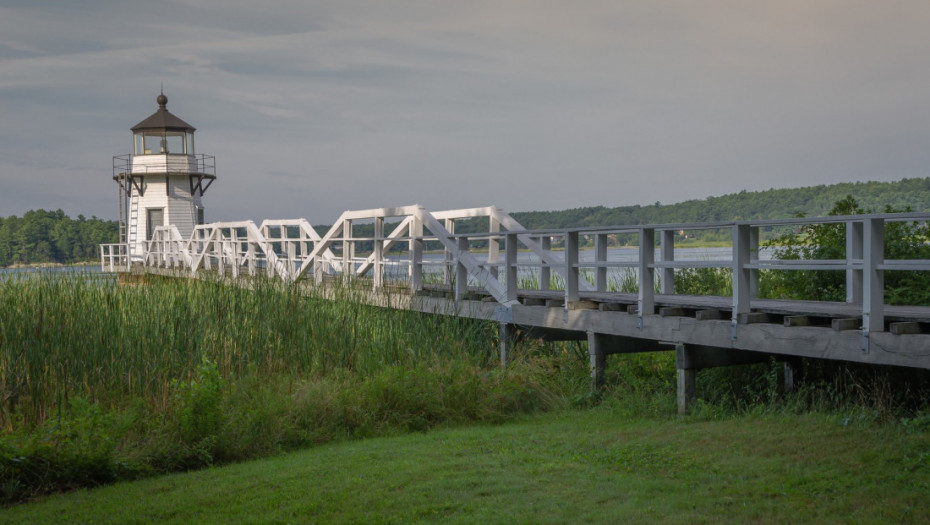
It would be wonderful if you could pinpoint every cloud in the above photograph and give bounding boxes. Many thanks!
[2,1,930,224]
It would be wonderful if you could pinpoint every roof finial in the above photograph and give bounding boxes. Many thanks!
[157,85,168,109]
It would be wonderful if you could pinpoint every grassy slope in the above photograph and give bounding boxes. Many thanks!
[6,405,929,524]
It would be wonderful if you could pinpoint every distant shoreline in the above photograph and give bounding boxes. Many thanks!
[2,261,96,270]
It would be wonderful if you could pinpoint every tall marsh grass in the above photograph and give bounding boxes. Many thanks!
[0,274,506,429]
[0,273,589,502]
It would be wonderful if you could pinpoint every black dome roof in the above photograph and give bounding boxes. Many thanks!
[131,93,196,133]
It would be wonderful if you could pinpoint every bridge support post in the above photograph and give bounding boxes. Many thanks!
[783,358,800,394]
[676,343,696,415]
[499,322,515,367]
[587,332,606,392]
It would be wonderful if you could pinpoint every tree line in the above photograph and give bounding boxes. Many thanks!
[510,177,930,229]
[6,177,929,266]
[454,177,930,247]
[0,210,118,267]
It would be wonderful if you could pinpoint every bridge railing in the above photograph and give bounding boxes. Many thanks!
[133,208,930,338]
[441,212,929,339]
[99,243,129,272]
[138,205,565,307]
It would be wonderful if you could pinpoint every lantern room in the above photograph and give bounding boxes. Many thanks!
[131,93,196,155]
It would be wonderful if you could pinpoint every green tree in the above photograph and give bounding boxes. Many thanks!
[761,196,930,305]
[0,210,118,267]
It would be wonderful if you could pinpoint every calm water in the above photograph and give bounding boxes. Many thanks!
[0,264,114,282]
[1,247,769,286]
[378,246,773,284]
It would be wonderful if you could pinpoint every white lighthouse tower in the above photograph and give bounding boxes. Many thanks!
[114,93,215,261]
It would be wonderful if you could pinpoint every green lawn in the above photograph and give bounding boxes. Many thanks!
[5,405,929,524]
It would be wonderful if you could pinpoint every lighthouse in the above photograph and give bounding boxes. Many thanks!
[113,93,216,261]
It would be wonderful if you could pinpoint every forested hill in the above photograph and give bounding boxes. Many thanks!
[0,210,118,267]
[509,178,930,229]
[5,178,929,266]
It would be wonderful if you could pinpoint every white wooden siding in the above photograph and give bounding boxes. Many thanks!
[129,175,205,254]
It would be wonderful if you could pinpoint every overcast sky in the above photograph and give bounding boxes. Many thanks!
[2,1,929,224]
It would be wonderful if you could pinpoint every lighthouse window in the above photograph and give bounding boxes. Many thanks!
[136,132,189,155]
[142,134,161,155]
[165,132,185,154]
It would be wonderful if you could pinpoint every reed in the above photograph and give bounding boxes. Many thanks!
[0,272,594,502]
[0,273,503,430]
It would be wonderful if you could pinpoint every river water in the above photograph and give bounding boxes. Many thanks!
[1,246,773,285]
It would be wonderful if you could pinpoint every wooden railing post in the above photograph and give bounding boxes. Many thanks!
[660,229,674,295]
[204,230,213,272]
[343,219,353,281]
[247,241,256,276]
[638,228,655,325]
[595,233,608,293]
[566,231,580,304]
[847,220,864,304]
[230,229,239,279]
[488,216,500,280]
[444,219,455,287]
[506,232,518,302]
[455,236,468,302]
[262,225,272,275]
[410,216,423,292]
[749,226,759,298]
[215,232,224,276]
[862,217,885,351]
[373,216,384,289]
[540,235,551,291]
[287,227,296,276]
[298,223,308,267]
[732,224,751,339]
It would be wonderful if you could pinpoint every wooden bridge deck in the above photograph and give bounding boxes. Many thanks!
[427,285,930,323]
[411,284,930,369]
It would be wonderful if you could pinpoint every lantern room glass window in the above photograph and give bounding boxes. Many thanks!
[134,131,193,155]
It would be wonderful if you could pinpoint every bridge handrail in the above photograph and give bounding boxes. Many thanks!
[126,207,929,349]
[99,243,129,272]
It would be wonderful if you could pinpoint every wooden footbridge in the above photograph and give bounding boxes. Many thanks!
[101,205,930,413]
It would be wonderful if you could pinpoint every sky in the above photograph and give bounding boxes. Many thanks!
[2,1,930,224]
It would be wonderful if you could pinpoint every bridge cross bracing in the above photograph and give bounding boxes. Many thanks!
[101,205,930,413]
